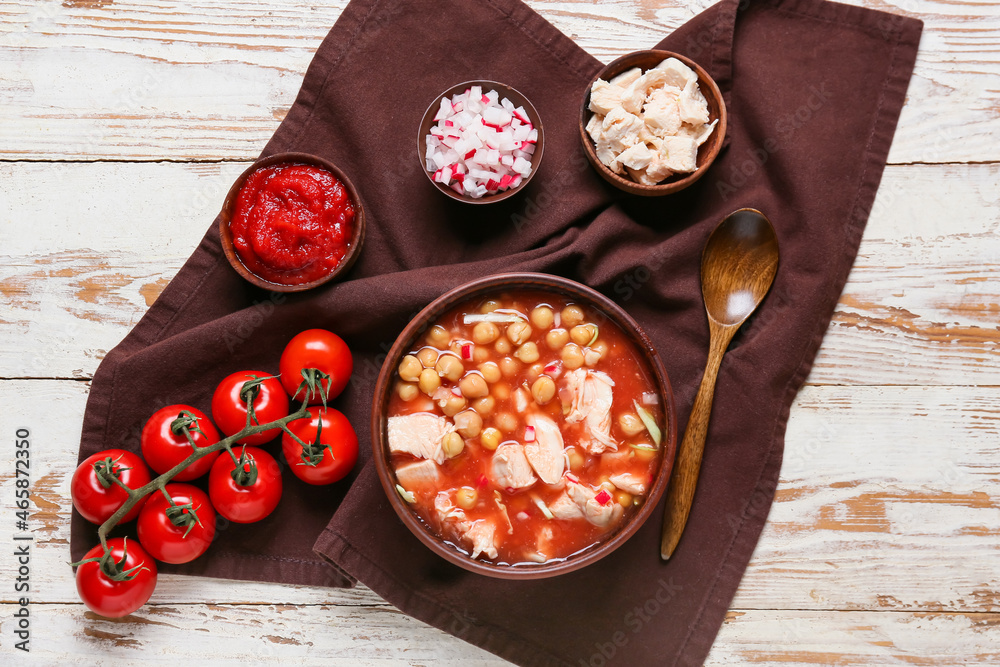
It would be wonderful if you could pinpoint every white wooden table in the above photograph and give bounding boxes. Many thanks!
[1,0,998,664]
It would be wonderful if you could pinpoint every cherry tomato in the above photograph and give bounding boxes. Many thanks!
[280,329,353,405]
[75,537,157,618]
[208,446,282,524]
[281,406,358,485]
[140,405,221,480]
[137,483,216,564]
[71,449,152,524]
[212,371,289,445]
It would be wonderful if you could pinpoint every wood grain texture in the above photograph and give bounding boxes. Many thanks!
[3,162,999,382]
[2,0,998,663]
[3,380,997,614]
[0,0,997,162]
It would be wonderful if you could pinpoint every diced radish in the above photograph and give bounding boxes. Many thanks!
[595,490,612,506]
[451,385,463,396]
[524,426,536,442]
[424,87,536,198]
[461,343,473,361]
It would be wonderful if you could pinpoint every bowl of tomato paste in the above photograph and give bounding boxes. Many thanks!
[219,152,365,292]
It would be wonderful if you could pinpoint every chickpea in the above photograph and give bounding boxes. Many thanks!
[478,361,501,383]
[513,341,538,364]
[492,383,510,401]
[561,305,585,328]
[570,324,597,346]
[472,321,500,345]
[561,343,585,370]
[479,300,500,314]
[440,393,467,417]
[619,412,645,437]
[473,346,490,363]
[566,447,585,471]
[481,427,502,450]
[615,491,633,507]
[530,306,554,329]
[459,372,489,399]
[396,382,419,402]
[545,328,570,350]
[632,444,656,463]
[418,368,441,395]
[427,324,450,348]
[456,486,478,509]
[435,354,464,381]
[531,376,556,405]
[500,356,521,378]
[526,363,544,382]
[442,431,465,458]
[599,480,616,494]
[494,337,512,354]
[473,395,496,415]
[454,410,483,438]
[398,355,422,382]
[585,340,608,367]
[495,411,518,433]
[506,320,532,346]
[417,347,438,368]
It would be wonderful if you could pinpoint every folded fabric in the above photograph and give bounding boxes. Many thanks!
[73,0,922,664]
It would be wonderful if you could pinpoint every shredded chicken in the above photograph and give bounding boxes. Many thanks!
[563,369,618,454]
[387,413,454,464]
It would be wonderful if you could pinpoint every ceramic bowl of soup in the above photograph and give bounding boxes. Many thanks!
[371,273,677,578]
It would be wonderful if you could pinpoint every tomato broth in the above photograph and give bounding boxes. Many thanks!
[386,290,665,566]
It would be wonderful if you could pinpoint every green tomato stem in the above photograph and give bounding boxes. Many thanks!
[92,401,308,556]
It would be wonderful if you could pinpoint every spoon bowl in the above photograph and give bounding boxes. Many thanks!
[661,208,778,560]
[702,209,780,326]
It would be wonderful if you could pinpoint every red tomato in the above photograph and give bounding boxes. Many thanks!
[212,371,290,445]
[280,329,353,405]
[208,446,282,524]
[75,537,157,618]
[71,449,152,524]
[140,405,221,480]
[281,406,358,485]
[137,483,216,564]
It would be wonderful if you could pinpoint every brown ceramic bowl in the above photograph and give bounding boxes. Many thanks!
[580,50,727,197]
[417,80,544,204]
[371,273,677,579]
[219,152,366,292]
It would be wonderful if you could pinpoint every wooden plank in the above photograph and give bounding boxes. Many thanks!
[4,380,998,613]
[1,602,995,665]
[2,161,998,383]
[709,610,1000,666]
[0,0,997,163]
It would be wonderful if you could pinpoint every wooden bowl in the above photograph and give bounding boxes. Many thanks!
[370,273,678,579]
[219,152,366,292]
[417,81,544,204]
[580,50,727,197]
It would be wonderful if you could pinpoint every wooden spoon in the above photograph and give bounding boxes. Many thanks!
[660,208,779,560]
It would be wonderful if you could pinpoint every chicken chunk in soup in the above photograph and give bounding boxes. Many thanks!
[386,291,665,566]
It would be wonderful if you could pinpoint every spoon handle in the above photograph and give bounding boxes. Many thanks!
[660,324,736,560]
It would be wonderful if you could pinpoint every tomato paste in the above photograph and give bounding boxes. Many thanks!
[229,163,356,285]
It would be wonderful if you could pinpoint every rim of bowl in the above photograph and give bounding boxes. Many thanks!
[370,272,678,579]
[218,152,366,292]
[579,49,727,197]
[417,80,544,205]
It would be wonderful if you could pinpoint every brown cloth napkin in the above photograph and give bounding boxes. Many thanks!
[73,0,921,664]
